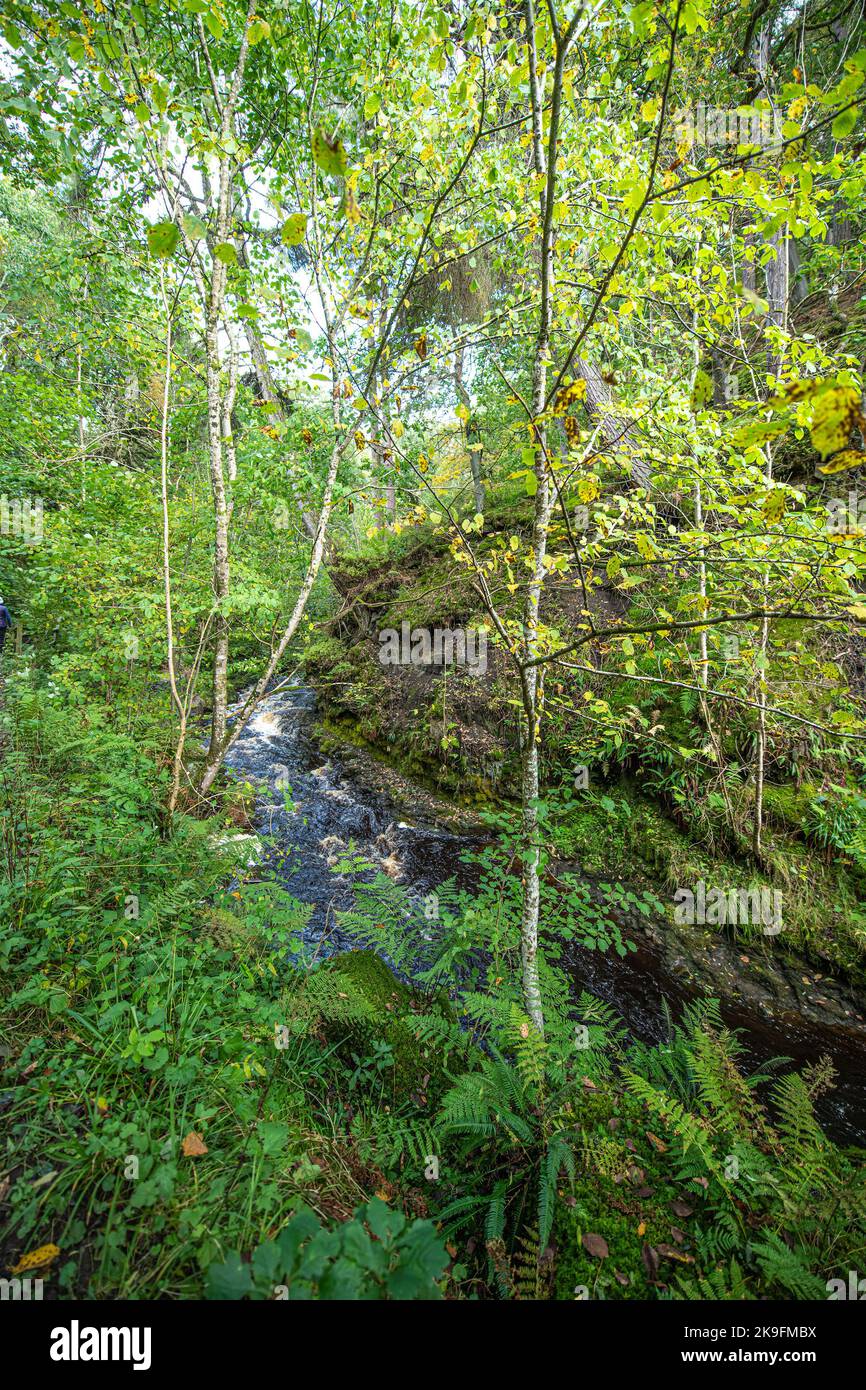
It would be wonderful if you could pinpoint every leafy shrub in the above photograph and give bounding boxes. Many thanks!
[206,1199,448,1300]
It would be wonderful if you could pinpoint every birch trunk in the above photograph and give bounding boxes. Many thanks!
[517,0,577,1035]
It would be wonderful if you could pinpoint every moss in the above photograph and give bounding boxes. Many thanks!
[761,781,816,833]
[287,949,459,1095]
[550,786,690,882]
[552,1193,674,1300]
[551,1091,696,1300]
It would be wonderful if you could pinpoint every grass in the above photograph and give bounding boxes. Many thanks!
[0,671,446,1297]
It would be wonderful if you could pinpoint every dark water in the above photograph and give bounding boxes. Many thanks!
[225,682,866,1146]
[223,682,471,952]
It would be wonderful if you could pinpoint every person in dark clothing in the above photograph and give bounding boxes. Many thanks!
[0,598,12,655]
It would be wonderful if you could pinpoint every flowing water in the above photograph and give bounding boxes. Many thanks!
[225,682,866,1145]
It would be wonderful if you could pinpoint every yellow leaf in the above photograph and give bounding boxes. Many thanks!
[10,1243,60,1275]
[816,447,866,476]
[762,489,786,523]
[577,476,599,503]
[808,385,866,460]
[181,1131,208,1157]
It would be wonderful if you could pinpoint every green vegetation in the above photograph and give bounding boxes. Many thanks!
[2,0,866,1307]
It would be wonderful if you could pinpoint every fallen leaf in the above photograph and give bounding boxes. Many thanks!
[581,1232,609,1259]
[645,1131,667,1153]
[10,1243,60,1275]
[637,1220,646,1236]
[641,1244,659,1279]
[181,1131,208,1157]
[671,1199,693,1218]
[657,1243,694,1264]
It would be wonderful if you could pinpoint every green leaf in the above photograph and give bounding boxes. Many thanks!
[364,92,381,119]
[182,213,207,242]
[690,368,713,412]
[312,128,348,178]
[281,213,307,246]
[213,242,238,265]
[247,16,271,45]
[205,1251,253,1300]
[832,104,858,139]
[147,221,179,258]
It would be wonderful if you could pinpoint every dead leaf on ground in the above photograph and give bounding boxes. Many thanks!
[641,1244,660,1279]
[181,1131,208,1157]
[657,1243,694,1263]
[582,1232,609,1259]
[10,1243,60,1275]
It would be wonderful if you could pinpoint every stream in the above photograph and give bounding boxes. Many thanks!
[225,681,866,1146]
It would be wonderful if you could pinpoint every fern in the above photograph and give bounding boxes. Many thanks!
[770,1064,834,1202]
[511,1223,545,1300]
[441,1054,535,1144]
[670,1258,753,1301]
[351,1109,440,1171]
[622,1069,736,1202]
[749,1230,828,1300]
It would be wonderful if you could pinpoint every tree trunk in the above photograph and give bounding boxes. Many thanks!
[573,356,650,488]
[454,344,486,514]
[517,0,576,1035]
[203,316,231,777]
